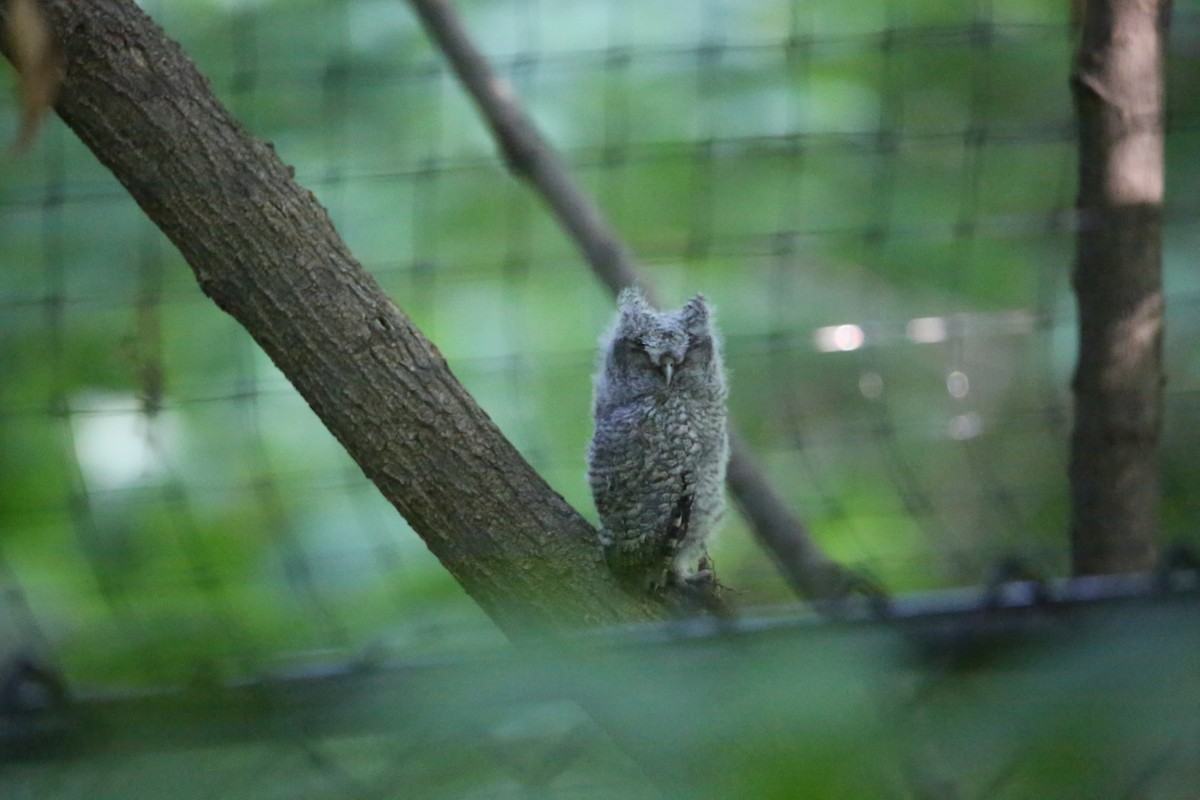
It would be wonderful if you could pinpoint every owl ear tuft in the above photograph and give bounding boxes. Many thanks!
[616,287,655,334]
[617,287,652,314]
[680,294,711,332]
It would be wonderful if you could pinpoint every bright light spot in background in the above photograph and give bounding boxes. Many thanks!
[71,392,180,490]
[814,324,865,352]
[946,370,970,399]
[906,316,948,344]
[948,412,983,440]
[859,371,884,399]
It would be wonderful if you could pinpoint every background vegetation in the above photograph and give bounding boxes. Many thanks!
[0,0,1198,685]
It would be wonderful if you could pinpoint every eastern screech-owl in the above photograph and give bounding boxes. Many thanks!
[588,288,729,591]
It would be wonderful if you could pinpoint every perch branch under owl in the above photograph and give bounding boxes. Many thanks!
[410,0,856,603]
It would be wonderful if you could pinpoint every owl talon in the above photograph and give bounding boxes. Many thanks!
[674,564,716,594]
[664,563,732,618]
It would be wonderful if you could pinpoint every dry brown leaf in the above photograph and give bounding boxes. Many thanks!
[6,0,62,152]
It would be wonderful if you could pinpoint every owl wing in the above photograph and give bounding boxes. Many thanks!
[590,398,702,590]
[606,479,693,592]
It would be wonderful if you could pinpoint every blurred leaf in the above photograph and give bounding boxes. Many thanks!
[5,0,62,152]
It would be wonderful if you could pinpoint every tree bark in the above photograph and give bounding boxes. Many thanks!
[0,0,667,634]
[1069,0,1169,575]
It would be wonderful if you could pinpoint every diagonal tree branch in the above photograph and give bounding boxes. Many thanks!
[407,0,645,300]
[408,0,851,601]
[0,0,668,636]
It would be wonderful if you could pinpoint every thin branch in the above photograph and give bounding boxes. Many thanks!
[406,0,643,299]
[409,0,851,601]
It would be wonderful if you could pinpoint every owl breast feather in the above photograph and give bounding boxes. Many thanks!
[589,390,725,582]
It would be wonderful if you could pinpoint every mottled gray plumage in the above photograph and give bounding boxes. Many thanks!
[588,288,729,590]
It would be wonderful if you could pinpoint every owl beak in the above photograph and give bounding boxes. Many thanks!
[660,359,675,387]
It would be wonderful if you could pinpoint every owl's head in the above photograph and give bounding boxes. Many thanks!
[597,287,722,403]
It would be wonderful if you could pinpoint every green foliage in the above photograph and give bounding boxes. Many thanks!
[5,597,1198,798]
[0,0,1197,707]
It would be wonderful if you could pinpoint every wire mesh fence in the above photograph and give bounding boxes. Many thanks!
[3,575,1200,799]
[1,0,1199,796]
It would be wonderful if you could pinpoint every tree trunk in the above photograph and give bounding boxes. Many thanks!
[0,0,666,634]
[1069,0,1169,575]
